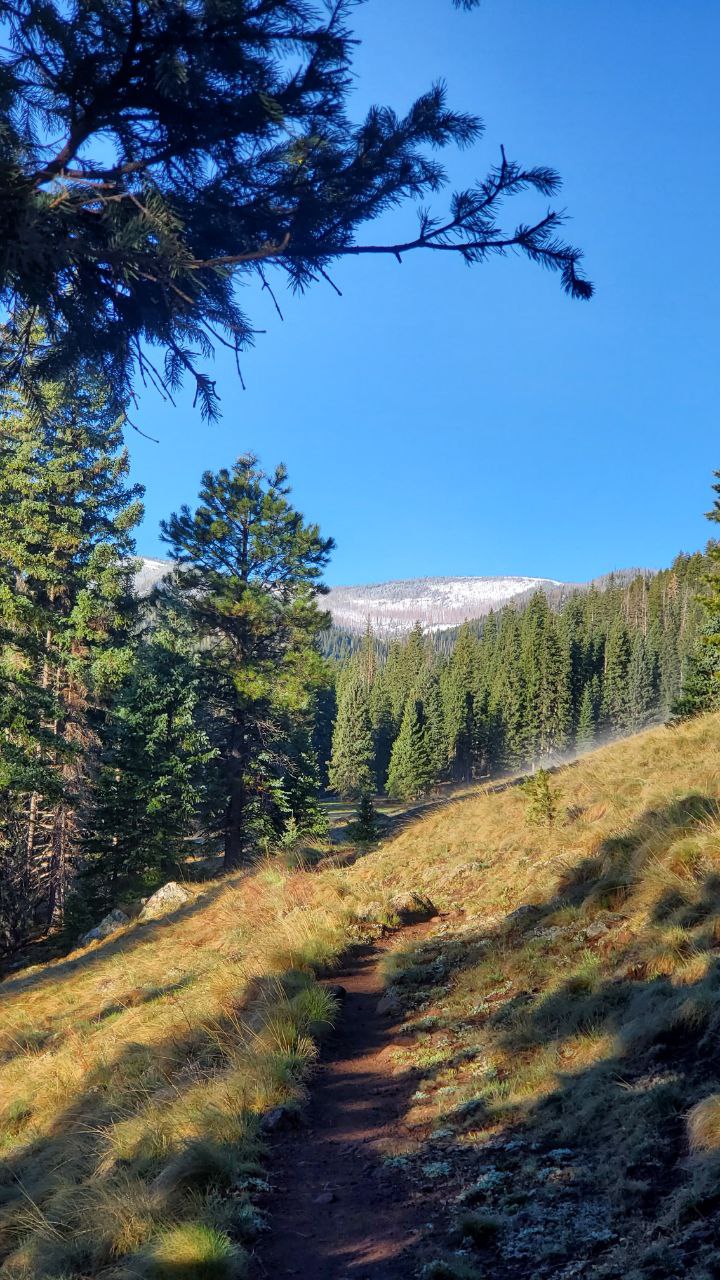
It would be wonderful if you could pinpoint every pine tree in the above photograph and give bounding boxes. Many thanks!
[443,625,479,781]
[347,792,378,843]
[670,476,720,717]
[386,698,434,801]
[601,617,632,733]
[419,667,448,782]
[328,672,376,801]
[0,367,142,940]
[535,625,572,760]
[627,630,655,731]
[162,454,333,869]
[702,475,720,674]
[369,674,395,792]
[488,610,528,771]
[0,2,591,414]
[575,682,596,751]
[523,768,558,827]
[520,592,553,761]
[78,609,213,917]
[671,616,720,720]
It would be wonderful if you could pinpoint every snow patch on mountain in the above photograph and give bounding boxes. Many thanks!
[325,576,564,636]
[131,560,651,637]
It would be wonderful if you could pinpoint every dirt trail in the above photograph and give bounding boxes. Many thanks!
[253,927,431,1279]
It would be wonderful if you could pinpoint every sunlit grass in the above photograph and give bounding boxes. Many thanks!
[0,865,355,1278]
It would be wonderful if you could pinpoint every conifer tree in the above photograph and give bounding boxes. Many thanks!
[162,454,333,869]
[387,698,434,801]
[78,609,213,916]
[0,366,142,938]
[670,476,720,717]
[369,675,395,792]
[627,630,655,731]
[575,682,597,751]
[348,792,378,843]
[0,1,591,414]
[704,476,720,665]
[601,617,632,733]
[671,616,720,720]
[443,625,479,781]
[491,611,527,770]
[535,626,572,760]
[523,768,558,828]
[420,667,448,782]
[328,672,376,801]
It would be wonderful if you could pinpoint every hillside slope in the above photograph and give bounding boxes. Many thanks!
[2,714,720,1279]
[345,712,720,1278]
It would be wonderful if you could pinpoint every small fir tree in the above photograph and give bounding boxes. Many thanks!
[523,768,558,828]
[386,698,434,801]
[347,793,378,843]
[328,674,376,800]
[575,683,597,751]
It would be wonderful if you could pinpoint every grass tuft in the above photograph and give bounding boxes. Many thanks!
[687,1094,720,1152]
[139,1222,246,1279]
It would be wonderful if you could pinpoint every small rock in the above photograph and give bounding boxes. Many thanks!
[313,1191,336,1205]
[376,988,403,1017]
[583,920,609,941]
[79,908,129,946]
[325,984,347,1002]
[138,881,191,922]
[260,1106,292,1133]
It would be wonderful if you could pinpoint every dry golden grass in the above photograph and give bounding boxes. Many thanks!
[357,713,720,1275]
[4,712,720,1278]
[686,1092,720,1154]
[0,862,362,1279]
[349,713,720,921]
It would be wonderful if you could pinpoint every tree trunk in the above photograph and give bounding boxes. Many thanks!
[223,777,247,871]
[223,720,249,872]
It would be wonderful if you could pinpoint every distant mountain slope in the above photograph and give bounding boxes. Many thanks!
[133,560,652,634]
[325,576,564,635]
[133,556,173,596]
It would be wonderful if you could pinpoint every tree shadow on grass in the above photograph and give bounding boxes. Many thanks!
[0,876,241,1001]
[376,790,720,1278]
[0,967,329,1278]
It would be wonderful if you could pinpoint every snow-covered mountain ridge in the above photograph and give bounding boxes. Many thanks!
[325,575,566,635]
[133,561,651,636]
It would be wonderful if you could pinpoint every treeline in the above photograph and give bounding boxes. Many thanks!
[328,554,715,802]
[2,361,719,954]
[0,371,333,954]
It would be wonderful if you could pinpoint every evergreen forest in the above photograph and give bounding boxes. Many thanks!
[1,352,718,956]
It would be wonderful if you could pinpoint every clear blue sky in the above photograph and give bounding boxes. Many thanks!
[129,0,720,586]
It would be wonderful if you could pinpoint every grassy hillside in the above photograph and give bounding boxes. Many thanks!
[2,713,720,1278]
[349,712,720,1278]
[0,866,358,1278]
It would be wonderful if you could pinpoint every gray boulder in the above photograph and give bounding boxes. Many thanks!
[79,908,129,946]
[138,881,191,922]
[376,987,403,1017]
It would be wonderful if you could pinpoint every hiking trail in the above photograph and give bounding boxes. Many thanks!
[253,924,433,1279]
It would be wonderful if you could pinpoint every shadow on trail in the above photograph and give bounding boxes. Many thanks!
[254,935,434,1280]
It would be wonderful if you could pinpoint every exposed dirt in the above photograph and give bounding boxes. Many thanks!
[253,926,434,1279]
